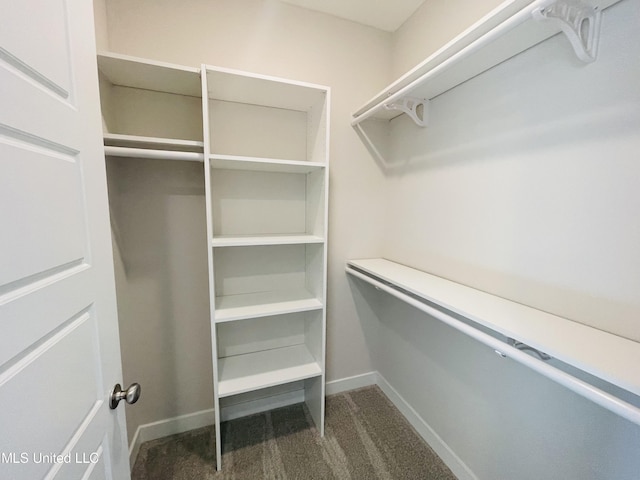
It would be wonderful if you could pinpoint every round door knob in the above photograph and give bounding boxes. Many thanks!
[109,383,141,409]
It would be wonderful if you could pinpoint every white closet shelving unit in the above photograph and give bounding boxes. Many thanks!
[352,0,621,160]
[347,0,638,426]
[347,259,640,426]
[202,65,329,470]
[98,53,329,471]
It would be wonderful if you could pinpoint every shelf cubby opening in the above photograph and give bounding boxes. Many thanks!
[213,243,324,319]
[211,168,325,239]
[216,311,323,397]
[206,66,328,164]
[97,53,203,148]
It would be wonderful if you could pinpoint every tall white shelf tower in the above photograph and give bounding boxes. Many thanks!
[201,65,329,470]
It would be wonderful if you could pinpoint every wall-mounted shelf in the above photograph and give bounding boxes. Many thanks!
[346,258,640,425]
[352,0,619,127]
[97,52,201,97]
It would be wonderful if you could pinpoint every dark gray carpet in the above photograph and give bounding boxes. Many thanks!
[132,386,457,480]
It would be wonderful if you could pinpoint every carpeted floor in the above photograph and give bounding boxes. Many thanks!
[131,386,457,480]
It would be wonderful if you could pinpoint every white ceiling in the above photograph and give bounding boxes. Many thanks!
[278,0,427,32]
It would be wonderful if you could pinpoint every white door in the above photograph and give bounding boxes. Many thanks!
[0,0,130,479]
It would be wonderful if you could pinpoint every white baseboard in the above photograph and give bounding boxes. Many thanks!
[128,427,142,470]
[129,371,476,480]
[375,372,478,480]
[128,388,304,469]
[326,371,378,395]
[128,408,215,469]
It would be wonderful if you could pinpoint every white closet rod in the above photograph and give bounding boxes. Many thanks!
[352,0,546,126]
[104,146,204,162]
[346,267,640,426]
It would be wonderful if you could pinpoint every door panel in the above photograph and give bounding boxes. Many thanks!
[0,267,91,365]
[83,452,108,480]
[0,0,71,97]
[0,313,102,479]
[0,66,78,151]
[0,141,86,287]
[50,411,108,480]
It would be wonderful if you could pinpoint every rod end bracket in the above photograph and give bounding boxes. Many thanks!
[532,0,602,63]
[384,96,429,127]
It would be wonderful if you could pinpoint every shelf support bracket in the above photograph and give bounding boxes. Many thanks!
[532,0,601,63]
[384,96,429,127]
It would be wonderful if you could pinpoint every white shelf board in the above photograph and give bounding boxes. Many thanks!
[210,154,324,173]
[215,288,322,323]
[104,133,204,152]
[212,234,324,247]
[347,258,640,397]
[217,344,322,397]
[205,65,328,112]
[353,0,621,123]
[97,52,201,97]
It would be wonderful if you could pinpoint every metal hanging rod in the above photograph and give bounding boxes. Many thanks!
[104,146,205,162]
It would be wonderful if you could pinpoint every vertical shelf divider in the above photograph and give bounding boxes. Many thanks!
[200,64,222,471]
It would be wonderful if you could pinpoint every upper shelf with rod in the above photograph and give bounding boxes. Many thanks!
[352,0,619,128]
[97,52,205,160]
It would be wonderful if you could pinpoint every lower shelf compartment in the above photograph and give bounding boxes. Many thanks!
[217,344,322,398]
